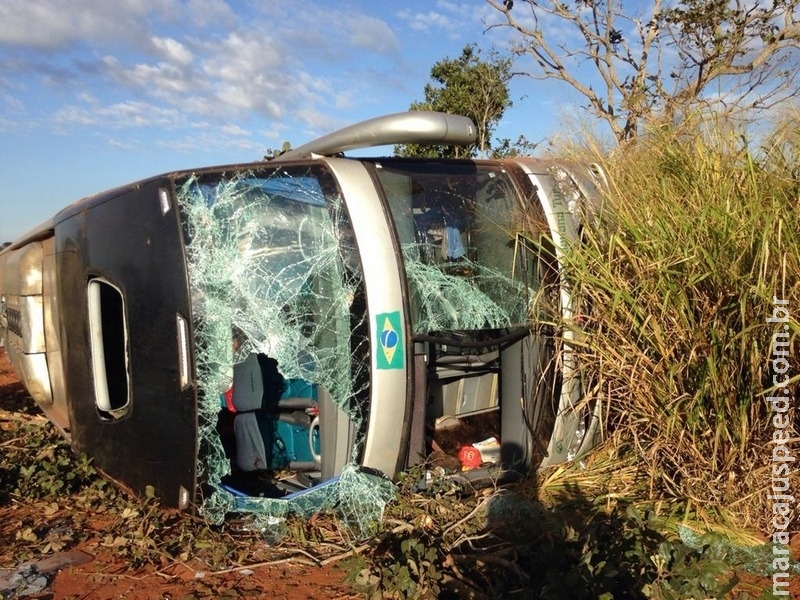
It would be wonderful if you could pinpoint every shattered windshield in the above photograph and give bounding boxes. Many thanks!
[372,161,535,335]
[176,165,372,525]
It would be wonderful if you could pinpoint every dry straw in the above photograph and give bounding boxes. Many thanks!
[533,111,799,535]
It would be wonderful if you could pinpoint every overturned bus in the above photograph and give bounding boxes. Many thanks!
[0,111,603,521]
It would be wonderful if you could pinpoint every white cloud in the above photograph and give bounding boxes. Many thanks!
[1,92,25,114]
[2,2,445,142]
[342,14,400,53]
[150,36,193,66]
[0,114,26,133]
[0,0,168,49]
[0,0,234,51]
[194,30,326,121]
[183,0,237,28]
[155,128,261,154]
[397,10,452,33]
[53,98,183,129]
[100,54,195,100]
[292,107,344,134]
[104,136,140,150]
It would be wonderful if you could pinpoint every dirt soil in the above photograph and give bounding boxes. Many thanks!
[3,347,800,599]
[0,348,361,600]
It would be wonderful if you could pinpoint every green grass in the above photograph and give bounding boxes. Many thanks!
[552,113,799,531]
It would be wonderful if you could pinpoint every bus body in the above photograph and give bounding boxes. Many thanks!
[0,112,603,514]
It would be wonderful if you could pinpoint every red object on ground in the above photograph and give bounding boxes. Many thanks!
[458,445,482,470]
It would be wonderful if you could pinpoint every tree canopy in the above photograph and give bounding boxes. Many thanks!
[485,0,800,143]
[395,44,514,158]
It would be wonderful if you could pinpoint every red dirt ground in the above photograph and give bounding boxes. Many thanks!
[0,348,360,600]
[3,346,799,599]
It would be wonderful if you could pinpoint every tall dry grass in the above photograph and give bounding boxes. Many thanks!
[554,115,799,532]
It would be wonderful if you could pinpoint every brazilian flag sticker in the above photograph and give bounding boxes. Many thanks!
[376,311,404,370]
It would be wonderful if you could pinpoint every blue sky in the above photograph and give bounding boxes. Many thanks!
[0,0,576,243]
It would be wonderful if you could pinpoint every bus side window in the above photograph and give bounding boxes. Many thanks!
[87,278,131,420]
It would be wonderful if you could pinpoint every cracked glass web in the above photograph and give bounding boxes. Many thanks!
[374,162,544,333]
[177,165,390,533]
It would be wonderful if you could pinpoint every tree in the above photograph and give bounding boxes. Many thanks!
[263,141,292,160]
[485,0,800,143]
[395,44,514,158]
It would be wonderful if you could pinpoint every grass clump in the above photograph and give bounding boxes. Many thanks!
[557,115,799,531]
